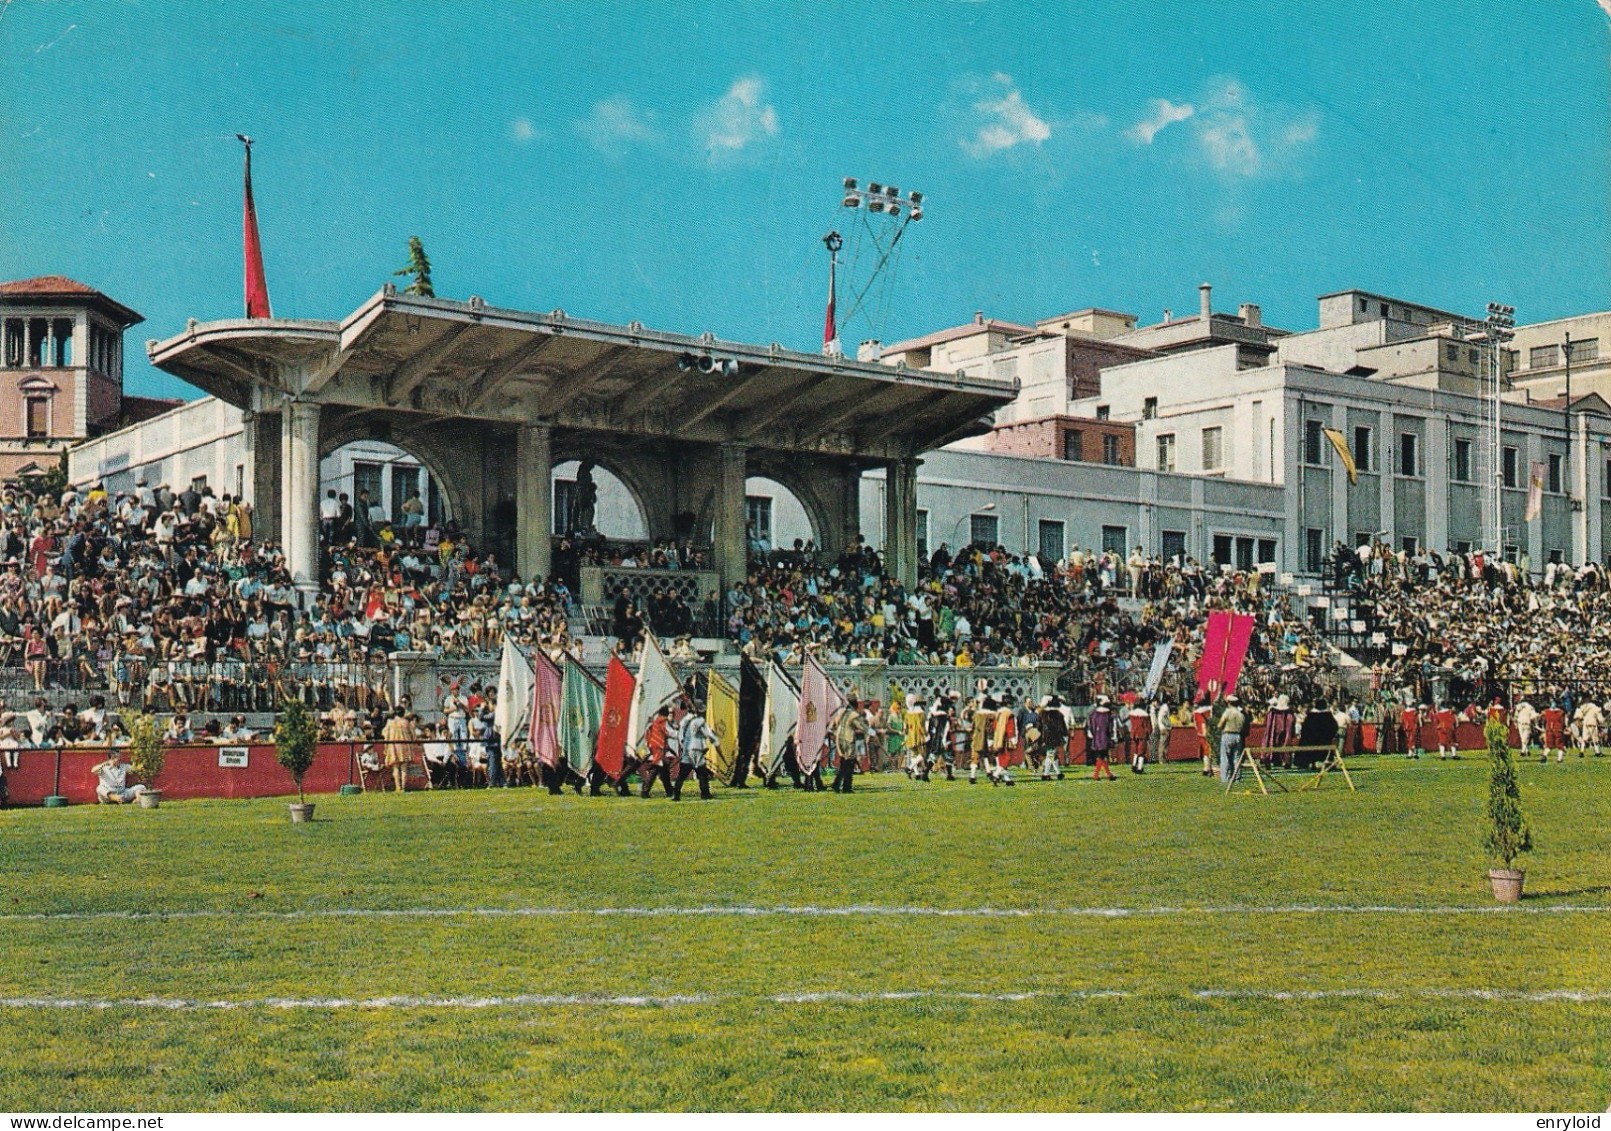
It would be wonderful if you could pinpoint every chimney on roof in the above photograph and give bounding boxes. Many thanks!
[1198,283,1212,322]
[1163,308,1172,322]
[974,310,984,325]
[857,340,882,363]
[1238,302,1261,328]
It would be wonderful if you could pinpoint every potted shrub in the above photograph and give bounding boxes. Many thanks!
[275,698,319,823]
[1483,717,1532,902]
[125,712,166,809]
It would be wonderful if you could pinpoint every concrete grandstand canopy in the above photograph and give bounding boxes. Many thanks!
[146,288,1018,462]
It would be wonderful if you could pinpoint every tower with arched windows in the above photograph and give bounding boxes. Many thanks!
[0,276,147,483]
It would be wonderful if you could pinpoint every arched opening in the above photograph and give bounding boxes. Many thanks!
[552,459,648,541]
[319,439,451,541]
[743,475,819,555]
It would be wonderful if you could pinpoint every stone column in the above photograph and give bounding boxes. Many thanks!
[713,443,748,592]
[515,423,552,584]
[280,400,321,597]
[838,462,864,555]
[884,457,919,588]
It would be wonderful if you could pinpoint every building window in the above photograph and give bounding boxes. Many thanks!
[1548,453,1563,494]
[1161,529,1186,563]
[1202,426,1224,471]
[1398,432,1419,477]
[1102,434,1121,465]
[1567,338,1599,364]
[1548,548,1565,565]
[553,479,577,536]
[189,475,208,493]
[1257,538,1277,564]
[1037,520,1065,563]
[1530,344,1560,369]
[1062,430,1084,461]
[746,496,774,550]
[915,508,929,560]
[1605,458,1611,499]
[352,461,384,511]
[1095,404,1110,421]
[1304,419,1325,466]
[1401,535,1418,555]
[25,398,47,438]
[235,463,245,500]
[1445,343,1459,363]
[1100,525,1127,556]
[1156,433,1176,472]
[1454,438,1473,482]
[391,465,421,525]
[970,512,999,547]
[1305,528,1324,574]
[1353,425,1372,472]
[1355,531,1373,547]
[1142,396,1158,420]
[1454,540,1472,555]
[1212,534,1233,566]
[1502,446,1519,489]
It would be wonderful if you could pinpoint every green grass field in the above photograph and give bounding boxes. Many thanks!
[2,755,1608,1112]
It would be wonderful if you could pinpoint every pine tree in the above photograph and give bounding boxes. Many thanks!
[394,236,434,297]
[1483,718,1532,868]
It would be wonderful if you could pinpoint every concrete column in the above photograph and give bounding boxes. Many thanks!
[839,463,863,555]
[280,400,321,596]
[713,443,748,591]
[243,409,282,546]
[515,423,552,584]
[884,457,919,588]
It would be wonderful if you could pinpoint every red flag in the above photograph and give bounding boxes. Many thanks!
[1219,614,1257,697]
[529,651,562,768]
[593,655,635,782]
[1197,610,1230,700]
[823,258,836,350]
[241,139,272,319]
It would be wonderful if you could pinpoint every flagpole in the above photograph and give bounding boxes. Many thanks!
[237,133,272,319]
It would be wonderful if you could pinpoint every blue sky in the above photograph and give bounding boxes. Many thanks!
[2,0,1609,399]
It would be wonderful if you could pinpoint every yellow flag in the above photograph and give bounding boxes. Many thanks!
[706,670,739,785]
[1323,427,1358,485]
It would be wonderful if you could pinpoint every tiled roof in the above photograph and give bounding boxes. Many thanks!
[0,276,143,325]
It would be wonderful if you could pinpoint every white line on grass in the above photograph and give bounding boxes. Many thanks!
[5,903,1610,923]
[0,988,1607,1010]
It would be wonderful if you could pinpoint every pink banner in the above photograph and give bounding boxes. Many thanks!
[530,652,563,768]
[796,656,832,774]
[1219,613,1257,697]
[1197,610,1230,700]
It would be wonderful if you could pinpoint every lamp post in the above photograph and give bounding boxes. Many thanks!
[1485,303,1516,556]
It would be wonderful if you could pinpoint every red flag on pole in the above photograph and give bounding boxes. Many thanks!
[240,136,272,319]
[593,655,635,782]
[822,259,837,350]
[1219,614,1257,697]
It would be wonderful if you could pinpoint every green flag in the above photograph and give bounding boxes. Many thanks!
[561,657,605,777]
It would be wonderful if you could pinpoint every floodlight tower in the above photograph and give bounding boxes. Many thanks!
[1485,302,1515,556]
[822,177,926,354]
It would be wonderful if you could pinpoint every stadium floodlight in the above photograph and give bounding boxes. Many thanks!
[840,177,926,222]
[843,176,857,190]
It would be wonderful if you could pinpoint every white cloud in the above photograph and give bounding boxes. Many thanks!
[962,75,1051,158]
[510,118,536,143]
[1127,98,1194,144]
[576,96,655,152]
[1132,77,1318,179]
[694,75,778,156]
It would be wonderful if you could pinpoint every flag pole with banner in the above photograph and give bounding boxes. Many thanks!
[705,669,740,785]
[1143,639,1174,700]
[237,135,272,319]
[494,637,535,752]
[760,661,800,779]
[529,651,563,770]
[626,633,683,760]
[560,657,604,779]
[1525,460,1547,522]
[593,654,635,783]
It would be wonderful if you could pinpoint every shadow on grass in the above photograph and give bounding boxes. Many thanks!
[1522,883,1611,900]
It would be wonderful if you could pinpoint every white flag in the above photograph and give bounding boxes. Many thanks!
[626,633,682,757]
[760,661,800,777]
[494,637,535,748]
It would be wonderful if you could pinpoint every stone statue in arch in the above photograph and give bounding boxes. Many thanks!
[573,460,598,537]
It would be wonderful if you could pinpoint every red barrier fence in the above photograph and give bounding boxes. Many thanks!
[5,743,358,807]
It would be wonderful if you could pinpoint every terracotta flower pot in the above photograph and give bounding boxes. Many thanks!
[1488,868,1525,903]
[289,802,315,824]
[138,790,162,810]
